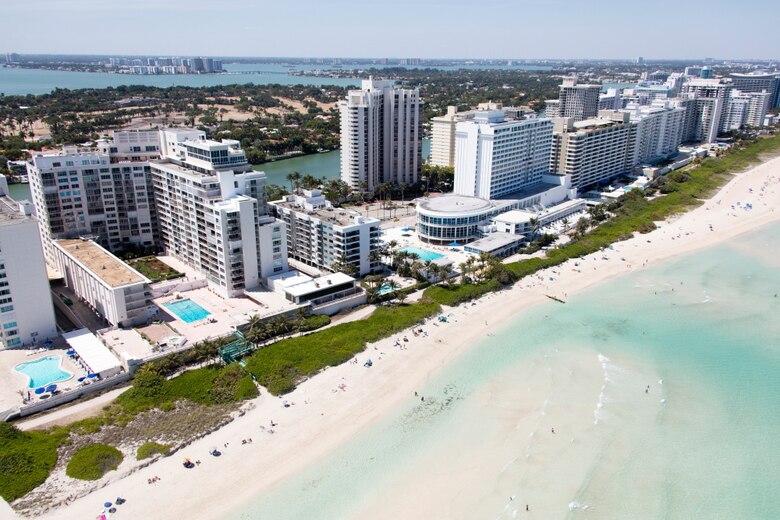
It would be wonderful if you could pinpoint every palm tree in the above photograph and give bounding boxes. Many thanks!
[286,171,302,193]
[561,217,570,233]
[528,217,540,240]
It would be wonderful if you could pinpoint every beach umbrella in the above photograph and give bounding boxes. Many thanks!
[209,446,217,454]
[34,387,46,395]
[43,340,53,347]
[77,376,86,382]
[87,373,97,378]
[66,349,76,355]
[448,241,461,247]
[104,502,112,508]
[45,384,57,393]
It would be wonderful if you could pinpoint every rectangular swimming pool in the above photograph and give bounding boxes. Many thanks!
[163,299,211,323]
[399,246,444,262]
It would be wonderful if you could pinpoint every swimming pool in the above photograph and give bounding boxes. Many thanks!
[163,299,211,323]
[14,355,73,389]
[399,246,444,262]
[376,284,396,296]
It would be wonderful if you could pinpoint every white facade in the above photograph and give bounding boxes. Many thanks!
[27,130,160,263]
[417,174,576,244]
[52,239,155,328]
[151,129,287,298]
[678,80,733,143]
[270,190,381,276]
[623,101,687,165]
[454,111,553,199]
[339,79,422,191]
[550,112,634,189]
[546,78,601,121]
[0,196,57,348]
[724,91,771,131]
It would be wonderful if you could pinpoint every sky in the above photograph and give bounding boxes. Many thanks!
[3,0,779,60]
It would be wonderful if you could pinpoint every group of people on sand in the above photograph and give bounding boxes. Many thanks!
[147,475,161,485]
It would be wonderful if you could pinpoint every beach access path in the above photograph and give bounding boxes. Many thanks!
[35,154,780,520]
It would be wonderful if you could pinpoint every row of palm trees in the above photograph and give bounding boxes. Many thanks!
[242,308,311,347]
[458,252,513,285]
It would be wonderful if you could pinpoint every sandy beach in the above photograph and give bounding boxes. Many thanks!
[29,154,780,520]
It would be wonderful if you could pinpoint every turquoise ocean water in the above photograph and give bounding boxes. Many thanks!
[231,221,780,519]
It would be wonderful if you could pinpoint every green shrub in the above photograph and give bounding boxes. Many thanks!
[66,444,123,481]
[0,423,61,501]
[246,301,440,395]
[136,442,170,460]
[424,280,500,306]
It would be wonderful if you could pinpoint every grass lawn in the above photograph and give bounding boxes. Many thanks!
[127,257,184,283]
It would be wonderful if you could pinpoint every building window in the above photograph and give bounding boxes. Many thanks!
[0,305,12,313]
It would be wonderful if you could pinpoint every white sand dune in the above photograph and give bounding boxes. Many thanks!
[36,154,780,520]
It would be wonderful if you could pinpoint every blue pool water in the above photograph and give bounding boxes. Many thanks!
[14,355,73,389]
[399,246,444,262]
[163,299,211,323]
[377,284,395,296]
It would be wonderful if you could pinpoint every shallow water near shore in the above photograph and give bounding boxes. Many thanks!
[232,222,780,520]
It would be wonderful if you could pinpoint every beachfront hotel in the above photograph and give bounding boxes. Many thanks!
[549,111,636,189]
[150,129,288,298]
[416,173,577,244]
[623,100,687,166]
[0,179,57,347]
[51,238,155,328]
[454,111,553,199]
[269,189,381,276]
[26,130,161,263]
[339,78,422,191]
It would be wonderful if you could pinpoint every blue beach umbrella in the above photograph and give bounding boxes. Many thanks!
[87,373,97,378]
[34,387,46,394]
[77,376,86,382]
[43,340,53,347]
[66,349,76,355]
[449,241,461,247]
[45,384,57,393]
[104,502,112,508]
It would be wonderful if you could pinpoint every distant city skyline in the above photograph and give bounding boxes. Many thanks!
[4,0,779,61]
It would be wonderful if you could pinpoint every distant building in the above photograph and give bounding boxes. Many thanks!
[27,130,161,264]
[700,66,713,79]
[0,188,57,348]
[723,91,771,131]
[151,129,287,298]
[550,112,635,189]
[52,238,155,328]
[730,72,780,108]
[269,189,381,276]
[454,111,553,199]
[545,78,601,121]
[339,79,422,191]
[599,88,623,111]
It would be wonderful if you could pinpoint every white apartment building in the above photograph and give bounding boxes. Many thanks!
[0,188,57,348]
[52,238,155,328]
[678,80,733,143]
[599,88,623,111]
[550,112,634,189]
[270,189,381,277]
[623,101,687,165]
[151,129,287,298]
[454,111,553,199]
[27,130,160,263]
[730,72,780,108]
[723,91,771,131]
[339,79,422,191]
[546,78,601,121]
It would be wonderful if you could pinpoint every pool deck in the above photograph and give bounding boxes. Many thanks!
[0,348,86,411]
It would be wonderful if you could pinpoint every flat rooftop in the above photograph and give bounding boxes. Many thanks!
[465,232,525,251]
[0,196,31,226]
[55,239,146,288]
[284,272,356,298]
[274,201,379,227]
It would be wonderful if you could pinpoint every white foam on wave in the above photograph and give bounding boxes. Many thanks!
[568,500,590,511]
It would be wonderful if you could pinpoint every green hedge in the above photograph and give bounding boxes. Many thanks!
[66,444,123,481]
[246,301,441,395]
[424,280,500,306]
[0,423,63,501]
[116,363,258,414]
[136,441,171,460]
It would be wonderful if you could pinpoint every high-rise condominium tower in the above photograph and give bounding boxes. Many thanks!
[339,79,422,192]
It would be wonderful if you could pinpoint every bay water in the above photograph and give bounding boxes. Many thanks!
[231,221,780,519]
